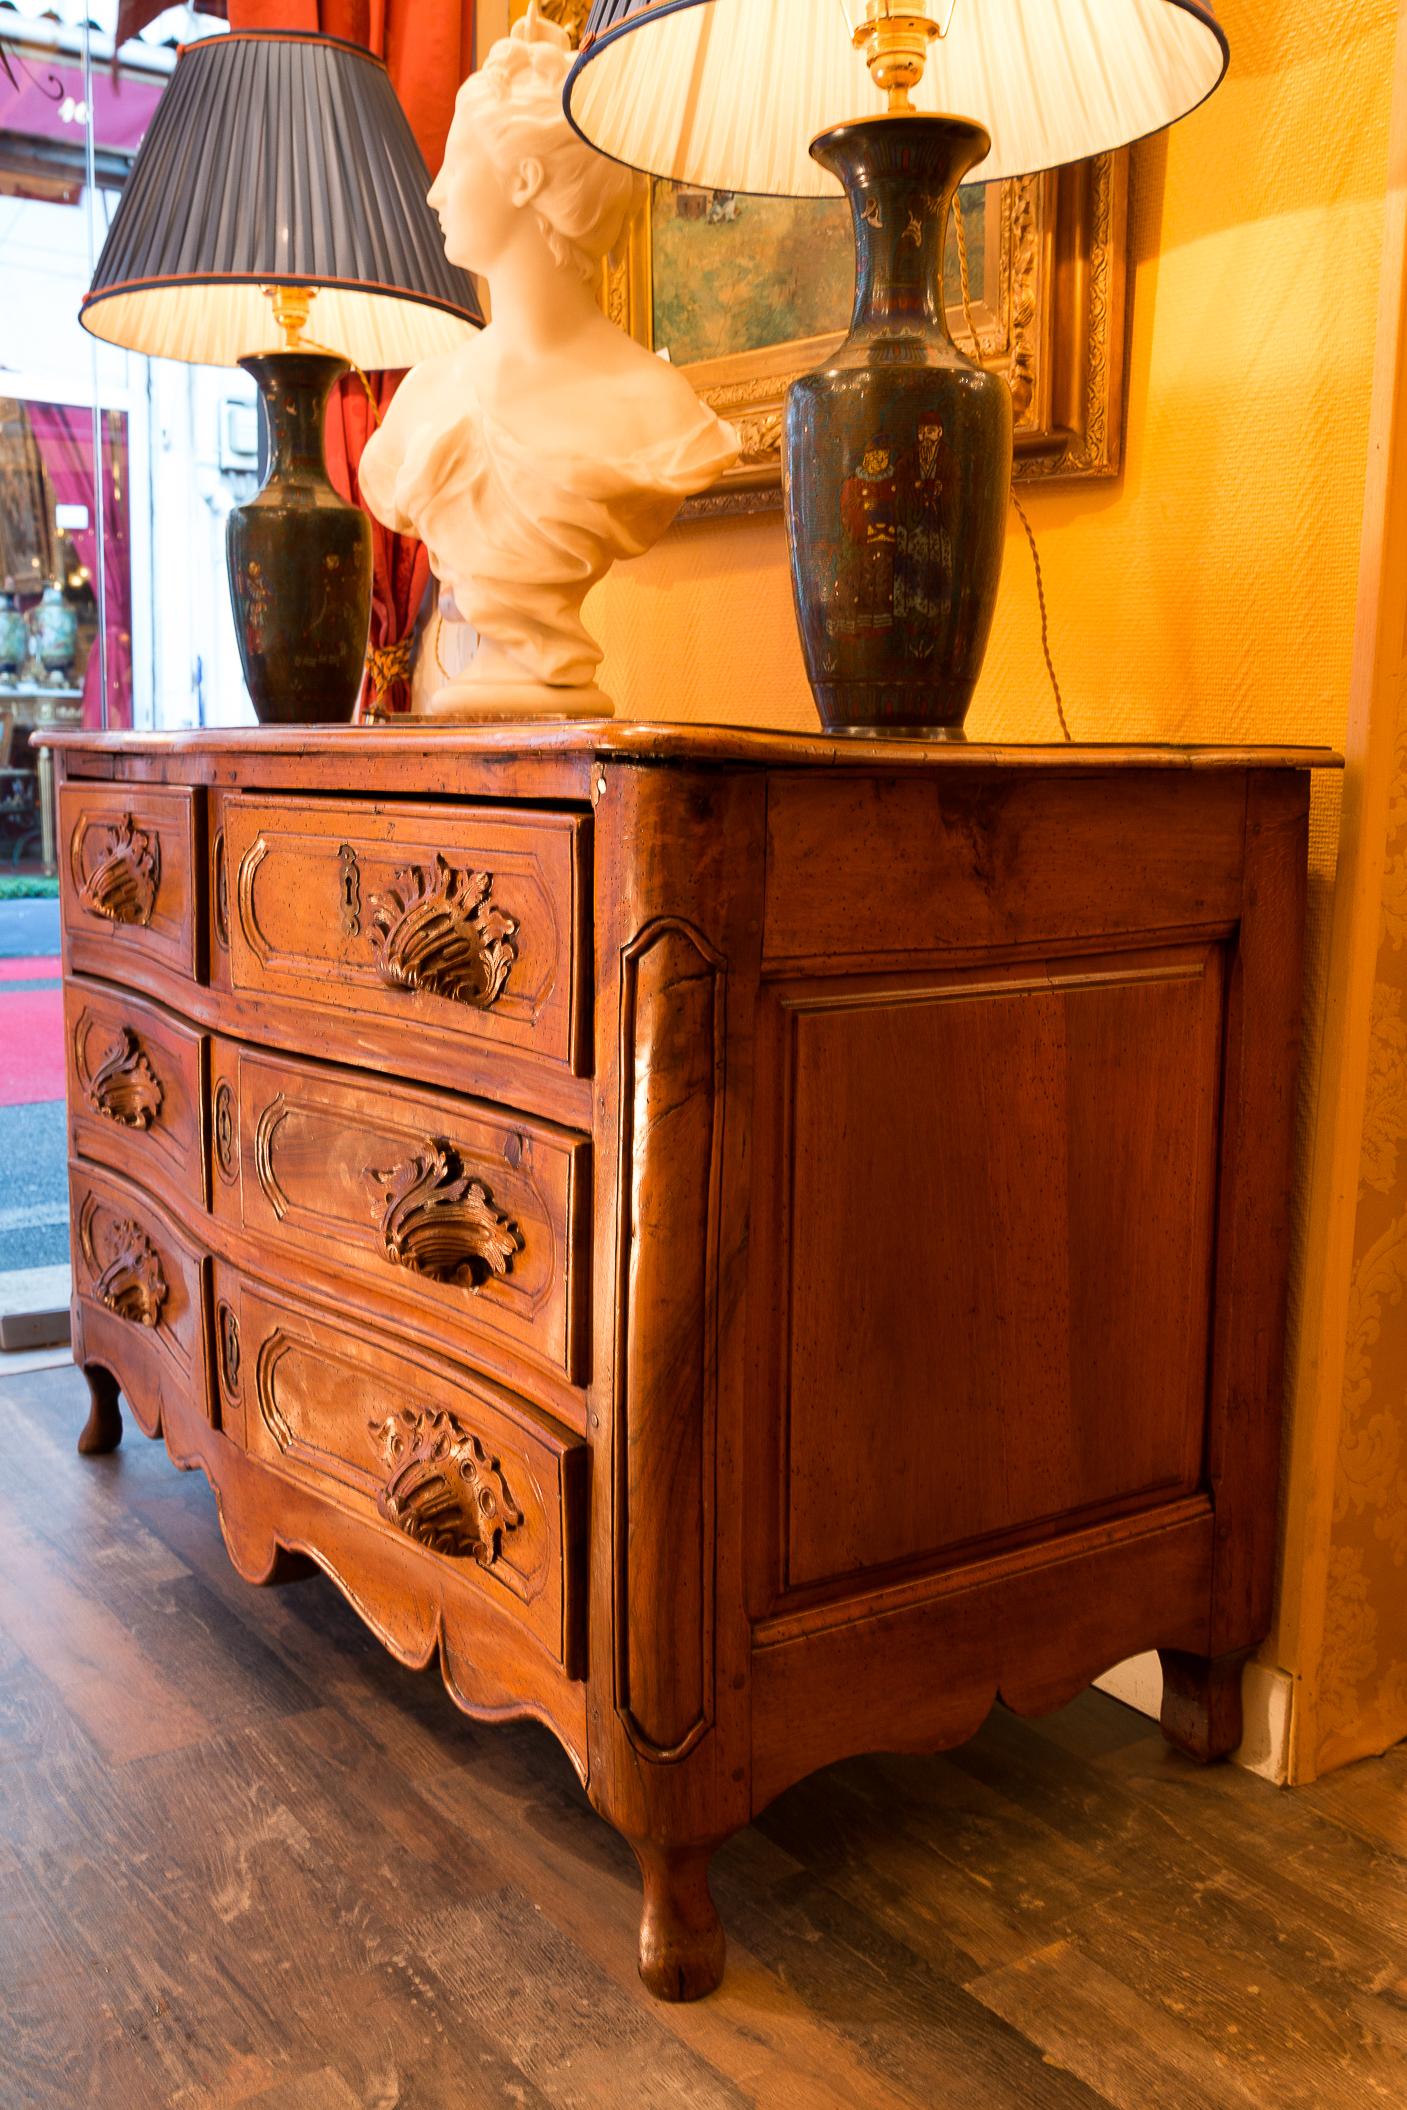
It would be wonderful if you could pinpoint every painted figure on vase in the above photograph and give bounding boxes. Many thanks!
[897,414,950,644]
[839,446,898,633]
[833,422,955,649]
[359,5,739,717]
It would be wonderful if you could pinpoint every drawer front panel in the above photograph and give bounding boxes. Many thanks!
[66,982,206,1209]
[232,1271,585,1669]
[71,1163,204,1394]
[60,782,200,982]
[224,797,587,1074]
[231,1042,589,1383]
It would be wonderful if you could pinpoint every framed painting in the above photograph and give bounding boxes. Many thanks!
[601,153,1129,513]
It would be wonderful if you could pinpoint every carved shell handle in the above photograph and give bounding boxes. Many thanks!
[370,1142,520,1290]
[368,854,516,1008]
[368,1406,523,1565]
[93,1220,166,1328]
[87,1027,163,1130]
[77,814,160,927]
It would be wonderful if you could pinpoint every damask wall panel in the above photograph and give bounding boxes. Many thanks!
[1319,697,1407,1774]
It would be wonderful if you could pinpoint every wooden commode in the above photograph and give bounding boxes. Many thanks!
[46,723,1330,1999]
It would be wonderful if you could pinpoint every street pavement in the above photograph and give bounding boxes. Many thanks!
[0,898,61,958]
[0,898,69,1270]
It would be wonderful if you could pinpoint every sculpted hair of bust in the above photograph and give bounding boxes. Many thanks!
[463,15,645,280]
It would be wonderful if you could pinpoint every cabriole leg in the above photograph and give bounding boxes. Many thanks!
[1158,1646,1250,1763]
[77,1364,123,1456]
[629,1836,727,2002]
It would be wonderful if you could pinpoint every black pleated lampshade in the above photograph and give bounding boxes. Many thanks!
[81,29,482,368]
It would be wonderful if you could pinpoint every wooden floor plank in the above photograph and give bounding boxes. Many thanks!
[1020,1693,1157,1762]
[755,1751,1126,1976]
[410,1737,943,2110]
[0,1629,105,1775]
[1298,1748,1407,1854]
[119,1467,493,1787]
[409,1894,752,2110]
[1065,1880,1407,2109]
[1094,1736,1407,1969]
[970,1939,1270,2110]
[712,1864,1114,2110]
[237,2074,366,2110]
[0,1838,163,2110]
[4,1365,1407,2110]
[0,1377,193,1590]
[955,1703,1407,1980]
[0,1490,212,1764]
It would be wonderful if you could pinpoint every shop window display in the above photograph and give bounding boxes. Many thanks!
[0,397,130,725]
[0,1,236,1292]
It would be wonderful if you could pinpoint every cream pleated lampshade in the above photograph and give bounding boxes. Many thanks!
[565,0,1229,195]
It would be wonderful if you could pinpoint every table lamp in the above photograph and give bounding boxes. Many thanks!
[81,30,483,726]
[566,0,1228,737]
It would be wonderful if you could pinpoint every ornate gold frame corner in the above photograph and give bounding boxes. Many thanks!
[600,149,1130,519]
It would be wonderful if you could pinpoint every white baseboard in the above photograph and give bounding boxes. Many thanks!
[1235,1664,1295,1784]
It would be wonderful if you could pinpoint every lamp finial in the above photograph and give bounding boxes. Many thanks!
[849,3,948,114]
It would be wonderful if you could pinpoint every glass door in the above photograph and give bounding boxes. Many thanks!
[0,2,233,1354]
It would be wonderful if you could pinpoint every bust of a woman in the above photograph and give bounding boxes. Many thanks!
[359,6,739,716]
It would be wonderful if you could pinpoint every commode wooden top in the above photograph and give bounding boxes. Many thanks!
[44,719,1338,792]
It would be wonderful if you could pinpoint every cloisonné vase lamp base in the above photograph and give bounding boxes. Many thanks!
[79,29,484,725]
[784,113,1010,737]
[228,326,373,726]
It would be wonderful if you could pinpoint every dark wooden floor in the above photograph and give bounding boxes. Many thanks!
[2,1369,1406,2110]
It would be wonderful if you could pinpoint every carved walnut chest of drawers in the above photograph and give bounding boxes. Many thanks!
[47,723,1329,2000]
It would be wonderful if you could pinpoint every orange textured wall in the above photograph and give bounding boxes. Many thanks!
[590,3,1392,758]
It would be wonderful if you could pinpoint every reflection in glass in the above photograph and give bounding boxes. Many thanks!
[0,396,131,725]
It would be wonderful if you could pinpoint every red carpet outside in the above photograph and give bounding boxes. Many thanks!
[0,976,65,1106]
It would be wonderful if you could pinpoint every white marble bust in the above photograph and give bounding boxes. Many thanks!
[359,5,739,717]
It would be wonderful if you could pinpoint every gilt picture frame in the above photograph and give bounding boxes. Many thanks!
[600,152,1130,516]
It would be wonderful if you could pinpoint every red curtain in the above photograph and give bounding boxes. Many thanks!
[227,1,475,714]
[322,378,431,717]
[27,403,133,732]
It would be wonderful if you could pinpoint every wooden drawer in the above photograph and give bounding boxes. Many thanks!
[227,1268,586,1671]
[71,1162,206,1406]
[60,782,200,983]
[224,1039,589,1385]
[223,796,589,1076]
[67,981,207,1211]
[763,771,1248,965]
